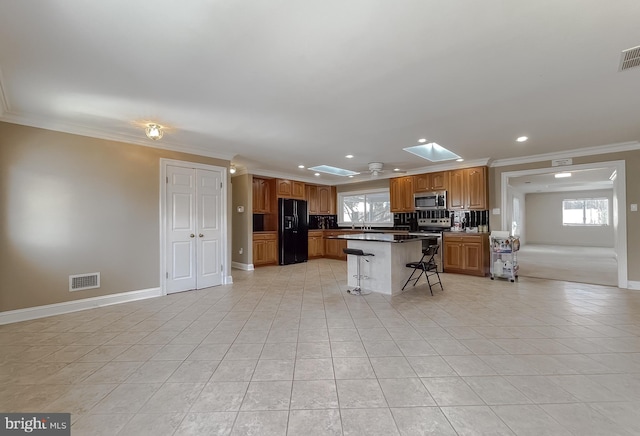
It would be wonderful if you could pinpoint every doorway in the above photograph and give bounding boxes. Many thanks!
[500,160,627,288]
[160,159,228,294]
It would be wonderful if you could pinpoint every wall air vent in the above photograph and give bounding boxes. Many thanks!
[619,45,640,71]
[69,272,100,291]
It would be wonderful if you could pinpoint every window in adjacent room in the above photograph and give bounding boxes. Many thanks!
[562,197,609,226]
[338,188,392,227]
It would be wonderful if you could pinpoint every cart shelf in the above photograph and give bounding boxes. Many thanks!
[490,235,520,282]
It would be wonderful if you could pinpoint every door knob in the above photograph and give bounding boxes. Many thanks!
[199,233,204,238]
[190,234,195,238]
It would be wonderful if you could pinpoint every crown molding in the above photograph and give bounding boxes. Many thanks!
[0,111,236,161]
[249,168,334,185]
[491,141,640,168]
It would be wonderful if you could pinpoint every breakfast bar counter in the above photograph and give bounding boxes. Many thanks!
[330,233,434,295]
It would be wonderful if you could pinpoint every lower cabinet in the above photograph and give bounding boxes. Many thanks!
[308,231,325,258]
[324,231,347,260]
[253,232,278,266]
[443,234,489,276]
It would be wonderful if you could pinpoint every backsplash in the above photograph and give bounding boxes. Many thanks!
[309,215,338,229]
[394,210,490,231]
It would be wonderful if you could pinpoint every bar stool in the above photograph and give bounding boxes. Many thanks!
[401,244,443,295]
[343,248,375,296]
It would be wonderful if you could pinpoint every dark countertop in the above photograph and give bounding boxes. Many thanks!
[328,233,432,243]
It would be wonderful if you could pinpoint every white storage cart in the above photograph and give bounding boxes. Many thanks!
[490,232,520,282]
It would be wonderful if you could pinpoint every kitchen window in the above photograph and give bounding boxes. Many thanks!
[562,198,609,226]
[338,189,392,227]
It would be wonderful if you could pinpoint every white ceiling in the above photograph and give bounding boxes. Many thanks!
[1,1,640,184]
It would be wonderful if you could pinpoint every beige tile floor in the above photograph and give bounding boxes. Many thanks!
[2,258,640,435]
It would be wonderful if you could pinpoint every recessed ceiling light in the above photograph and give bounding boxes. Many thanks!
[345,154,354,159]
[308,165,360,177]
[314,173,320,176]
[393,168,401,172]
[418,138,427,143]
[145,123,164,140]
[516,136,528,142]
[348,175,354,178]
[298,165,305,169]
[456,158,464,162]
[554,172,572,178]
[403,142,460,162]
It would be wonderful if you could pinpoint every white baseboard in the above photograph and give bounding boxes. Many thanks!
[628,281,640,290]
[232,261,254,271]
[0,287,162,325]
[224,275,234,285]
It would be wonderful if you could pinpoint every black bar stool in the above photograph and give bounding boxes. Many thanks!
[402,244,443,295]
[343,248,375,296]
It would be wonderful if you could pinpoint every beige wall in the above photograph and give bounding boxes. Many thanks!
[0,122,230,312]
[525,189,614,247]
[231,174,252,265]
[336,178,390,193]
[490,150,640,281]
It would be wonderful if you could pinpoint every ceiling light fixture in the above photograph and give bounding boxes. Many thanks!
[298,165,305,169]
[554,172,572,178]
[516,136,528,142]
[418,138,427,143]
[145,123,164,140]
[456,158,465,162]
[345,155,354,159]
[229,164,236,174]
[314,173,320,176]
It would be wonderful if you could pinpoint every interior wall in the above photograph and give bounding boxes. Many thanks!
[231,174,252,266]
[525,189,614,247]
[489,149,640,281]
[335,178,390,193]
[0,121,230,312]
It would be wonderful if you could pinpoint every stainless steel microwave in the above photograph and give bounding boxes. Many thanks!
[414,191,447,210]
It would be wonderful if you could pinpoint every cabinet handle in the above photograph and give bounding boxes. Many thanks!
[199,233,204,237]
[190,234,195,238]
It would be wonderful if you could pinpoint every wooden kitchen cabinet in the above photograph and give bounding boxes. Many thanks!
[414,171,447,192]
[276,179,305,199]
[253,232,278,266]
[324,231,347,260]
[443,233,489,276]
[317,185,336,214]
[447,166,488,210]
[306,185,319,214]
[390,176,415,213]
[253,177,272,213]
[308,230,325,258]
[306,185,336,215]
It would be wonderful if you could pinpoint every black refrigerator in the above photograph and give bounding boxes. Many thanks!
[278,198,308,265]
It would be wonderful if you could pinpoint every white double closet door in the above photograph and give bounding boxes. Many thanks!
[166,164,223,294]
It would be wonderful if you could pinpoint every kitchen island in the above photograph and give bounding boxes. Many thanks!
[330,233,434,296]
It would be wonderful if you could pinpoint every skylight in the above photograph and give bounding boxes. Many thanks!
[403,142,460,162]
[308,165,360,177]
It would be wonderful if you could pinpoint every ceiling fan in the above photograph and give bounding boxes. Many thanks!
[366,162,406,177]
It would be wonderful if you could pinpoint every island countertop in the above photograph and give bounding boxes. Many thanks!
[328,233,434,243]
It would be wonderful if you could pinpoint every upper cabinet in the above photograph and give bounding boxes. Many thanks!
[253,177,272,213]
[390,176,415,213]
[276,179,305,199]
[307,185,336,215]
[447,166,488,210]
[317,185,336,214]
[414,171,447,192]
